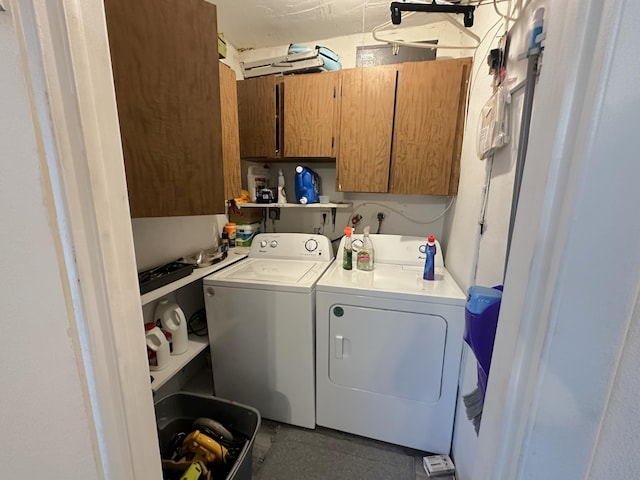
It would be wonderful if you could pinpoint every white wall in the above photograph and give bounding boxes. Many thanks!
[131,215,228,270]
[0,8,99,478]
[242,161,450,245]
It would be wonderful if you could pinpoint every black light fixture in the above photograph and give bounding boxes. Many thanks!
[390,1,476,27]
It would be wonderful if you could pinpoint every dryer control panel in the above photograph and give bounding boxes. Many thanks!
[250,233,334,261]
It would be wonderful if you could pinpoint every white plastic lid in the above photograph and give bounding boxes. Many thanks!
[299,196,308,204]
[296,165,303,173]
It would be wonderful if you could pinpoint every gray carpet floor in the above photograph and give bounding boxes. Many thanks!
[251,420,455,480]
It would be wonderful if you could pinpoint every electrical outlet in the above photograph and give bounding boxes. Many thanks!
[268,208,280,220]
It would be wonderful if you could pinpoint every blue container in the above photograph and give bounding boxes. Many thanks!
[422,235,437,280]
[294,165,320,204]
[464,285,503,398]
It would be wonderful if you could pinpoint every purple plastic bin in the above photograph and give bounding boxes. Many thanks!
[464,285,503,398]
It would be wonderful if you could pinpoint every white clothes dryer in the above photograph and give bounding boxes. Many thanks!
[315,234,466,453]
[203,233,334,429]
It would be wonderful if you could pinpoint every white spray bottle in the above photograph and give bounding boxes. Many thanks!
[277,169,288,203]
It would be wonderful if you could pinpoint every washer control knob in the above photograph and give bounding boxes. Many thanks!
[305,239,318,252]
[270,240,278,248]
[419,245,427,254]
[260,240,268,248]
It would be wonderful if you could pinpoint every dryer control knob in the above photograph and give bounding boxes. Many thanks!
[305,239,318,252]
[260,240,268,248]
[270,240,278,248]
[419,245,427,254]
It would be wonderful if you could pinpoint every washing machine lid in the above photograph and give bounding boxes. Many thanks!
[204,258,333,292]
[316,262,466,306]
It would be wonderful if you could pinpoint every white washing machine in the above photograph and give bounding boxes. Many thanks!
[203,233,334,429]
[316,234,466,453]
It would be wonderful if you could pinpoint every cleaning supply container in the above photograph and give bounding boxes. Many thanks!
[423,234,437,280]
[294,165,320,204]
[225,222,237,248]
[145,323,170,371]
[356,226,374,271]
[247,165,270,202]
[235,223,261,248]
[277,169,287,203]
[343,227,353,270]
[464,285,504,398]
[155,300,188,355]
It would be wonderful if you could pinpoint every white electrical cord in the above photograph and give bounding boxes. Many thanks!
[347,197,456,228]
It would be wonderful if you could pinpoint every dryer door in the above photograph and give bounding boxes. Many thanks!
[329,304,447,402]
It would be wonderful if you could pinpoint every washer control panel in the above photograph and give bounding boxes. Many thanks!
[250,233,334,261]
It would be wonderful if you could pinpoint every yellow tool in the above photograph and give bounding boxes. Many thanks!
[181,430,229,465]
[179,461,204,480]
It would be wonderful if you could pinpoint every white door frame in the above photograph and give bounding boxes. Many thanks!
[9,1,161,478]
[476,0,640,478]
[12,0,640,478]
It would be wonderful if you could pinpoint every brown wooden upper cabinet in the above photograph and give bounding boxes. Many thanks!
[219,63,242,200]
[237,71,340,159]
[104,0,228,217]
[336,57,472,195]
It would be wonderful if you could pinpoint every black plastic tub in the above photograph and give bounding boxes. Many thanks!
[154,393,261,480]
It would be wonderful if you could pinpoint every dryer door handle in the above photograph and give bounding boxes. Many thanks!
[335,335,350,359]
[335,335,344,359]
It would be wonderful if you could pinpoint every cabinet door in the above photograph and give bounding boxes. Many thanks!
[219,63,242,199]
[237,75,279,158]
[105,0,225,217]
[283,72,340,158]
[390,58,472,195]
[337,65,397,192]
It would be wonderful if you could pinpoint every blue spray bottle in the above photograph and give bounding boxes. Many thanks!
[423,234,437,281]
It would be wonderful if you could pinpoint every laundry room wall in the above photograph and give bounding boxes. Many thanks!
[241,160,451,243]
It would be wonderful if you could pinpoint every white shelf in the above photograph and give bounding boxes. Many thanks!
[239,202,352,209]
[140,251,247,306]
[150,335,209,393]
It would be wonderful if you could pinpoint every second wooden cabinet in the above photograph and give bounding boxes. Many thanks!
[237,71,340,159]
[337,57,472,196]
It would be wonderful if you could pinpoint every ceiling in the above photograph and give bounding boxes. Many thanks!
[214,0,421,50]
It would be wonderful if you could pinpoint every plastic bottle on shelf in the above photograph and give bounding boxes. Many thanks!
[155,300,189,355]
[423,234,437,281]
[145,323,170,370]
[294,165,320,204]
[356,226,374,271]
[247,165,270,202]
[343,227,353,270]
[277,169,288,203]
[225,222,236,248]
